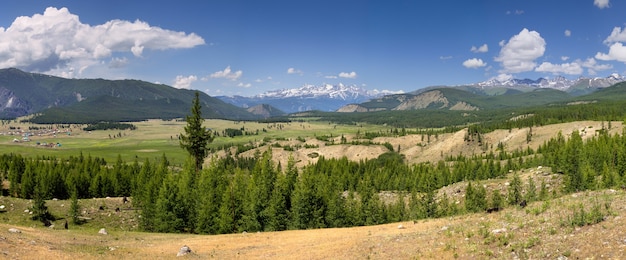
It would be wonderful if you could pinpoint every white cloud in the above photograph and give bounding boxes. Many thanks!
[462,58,487,68]
[506,10,525,15]
[535,58,611,75]
[0,7,205,77]
[173,75,197,89]
[494,28,546,73]
[237,82,252,88]
[108,57,128,68]
[535,62,583,75]
[581,57,613,74]
[561,56,570,61]
[325,75,338,79]
[594,0,610,9]
[603,27,626,44]
[209,66,242,80]
[596,42,626,63]
[287,67,303,75]
[338,71,357,79]
[498,40,506,47]
[564,29,571,37]
[439,56,453,60]
[470,44,488,53]
[494,73,513,82]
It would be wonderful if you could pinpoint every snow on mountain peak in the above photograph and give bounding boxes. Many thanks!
[255,83,398,100]
[476,74,625,90]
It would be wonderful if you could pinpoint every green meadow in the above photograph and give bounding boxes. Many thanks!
[0,119,389,165]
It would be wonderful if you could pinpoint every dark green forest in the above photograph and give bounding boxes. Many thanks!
[2,125,626,233]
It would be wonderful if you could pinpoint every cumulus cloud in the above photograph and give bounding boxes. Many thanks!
[535,62,583,75]
[287,67,303,75]
[462,58,487,68]
[596,43,626,62]
[209,66,242,80]
[564,29,571,37]
[494,28,546,73]
[173,75,197,89]
[470,44,488,53]
[561,56,570,61]
[603,27,626,44]
[535,58,611,75]
[595,27,626,63]
[338,71,357,79]
[237,82,252,88]
[0,7,204,77]
[594,0,610,9]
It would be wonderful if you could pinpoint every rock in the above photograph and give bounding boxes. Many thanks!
[177,245,192,257]
[8,228,21,233]
[397,224,405,229]
[441,226,449,231]
[98,228,108,235]
[491,228,507,234]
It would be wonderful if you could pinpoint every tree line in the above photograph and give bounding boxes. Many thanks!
[3,126,626,232]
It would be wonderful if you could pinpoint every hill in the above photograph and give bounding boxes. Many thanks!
[338,87,572,112]
[246,104,286,118]
[1,176,624,259]
[0,68,257,123]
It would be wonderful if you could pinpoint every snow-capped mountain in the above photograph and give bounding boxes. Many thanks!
[475,73,625,92]
[217,84,402,113]
[256,83,398,100]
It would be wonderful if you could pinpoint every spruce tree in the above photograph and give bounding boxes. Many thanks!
[179,91,213,172]
[508,173,523,205]
[69,187,81,224]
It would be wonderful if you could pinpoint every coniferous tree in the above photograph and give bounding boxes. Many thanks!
[490,190,504,210]
[526,176,537,202]
[31,180,53,225]
[508,173,523,205]
[179,91,213,172]
[69,187,81,225]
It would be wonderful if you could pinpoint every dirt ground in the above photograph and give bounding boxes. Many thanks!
[2,188,625,259]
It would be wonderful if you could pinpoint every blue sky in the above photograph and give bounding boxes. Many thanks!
[1,0,625,96]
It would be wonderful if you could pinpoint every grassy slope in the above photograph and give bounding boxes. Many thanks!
[0,179,624,259]
[2,119,626,258]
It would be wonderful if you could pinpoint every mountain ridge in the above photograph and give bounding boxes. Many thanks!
[0,68,258,123]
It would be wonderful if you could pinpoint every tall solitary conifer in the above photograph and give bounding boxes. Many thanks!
[180,91,213,172]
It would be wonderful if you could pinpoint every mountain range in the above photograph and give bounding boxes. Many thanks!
[217,84,401,113]
[0,68,259,123]
[219,74,625,114]
[338,74,626,113]
[1,67,625,123]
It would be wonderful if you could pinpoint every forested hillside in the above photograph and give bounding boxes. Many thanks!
[2,123,624,233]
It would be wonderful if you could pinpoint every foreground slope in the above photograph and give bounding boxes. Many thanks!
[1,187,624,259]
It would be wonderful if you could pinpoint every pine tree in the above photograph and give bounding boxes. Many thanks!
[490,190,504,210]
[179,91,214,172]
[526,176,537,202]
[508,173,523,205]
[69,187,81,225]
[31,180,53,226]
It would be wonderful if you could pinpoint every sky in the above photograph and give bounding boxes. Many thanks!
[1,0,626,96]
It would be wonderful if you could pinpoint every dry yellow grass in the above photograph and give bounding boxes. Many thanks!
[1,188,625,259]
